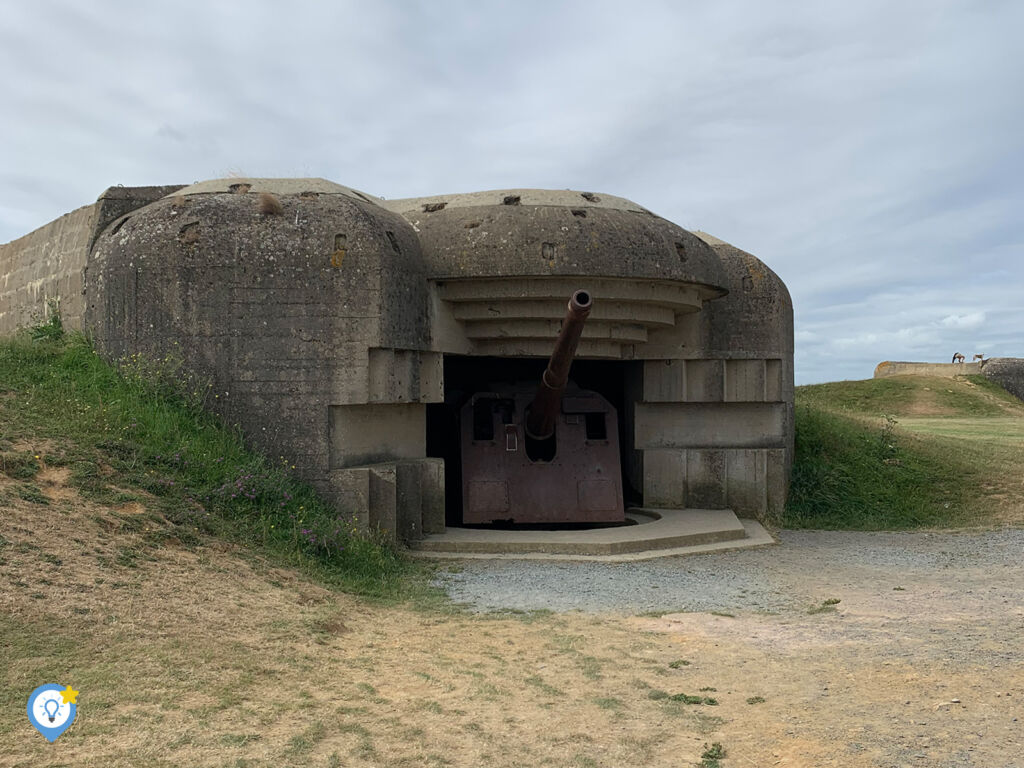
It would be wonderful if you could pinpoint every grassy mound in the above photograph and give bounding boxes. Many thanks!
[785,374,1024,530]
[796,374,1023,418]
[0,331,429,601]
[785,405,974,529]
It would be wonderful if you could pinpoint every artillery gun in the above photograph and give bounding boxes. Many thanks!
[459,291,625,524]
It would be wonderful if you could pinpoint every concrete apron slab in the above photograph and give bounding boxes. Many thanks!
[407,509,776,562]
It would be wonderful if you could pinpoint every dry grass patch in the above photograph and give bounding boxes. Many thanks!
[4,460,1022,766]
[1,490,735,767]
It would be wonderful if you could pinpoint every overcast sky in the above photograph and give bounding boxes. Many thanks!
[2,0,1021,383]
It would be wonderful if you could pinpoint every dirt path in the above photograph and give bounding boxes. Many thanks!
[635,576,1023,767]
[2,478,1022,767]
[443,529,1024,767]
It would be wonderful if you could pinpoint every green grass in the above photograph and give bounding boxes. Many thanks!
[524,676,564,697]
[896,417,1024,445]
[782,370,1024,528]
[0,331,433,602]
[795,374,1021,419]
[700,742,726,767]
[786,371,1024,530]
[669,693,718,705]
[795,376,923,416]
[784,404,977,529]
[14,483,49,505]
[0,451,41,479]
[807,597,841,615]
[286,721,326,755]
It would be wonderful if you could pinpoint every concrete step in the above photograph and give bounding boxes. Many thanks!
[408,508,775,561]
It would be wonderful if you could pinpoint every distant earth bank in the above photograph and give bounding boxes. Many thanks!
[874,358,1024,401]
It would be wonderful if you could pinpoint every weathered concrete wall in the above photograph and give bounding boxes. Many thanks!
[982,358,1024,402]
[0,185,183,336]
[631,232,794,520]
[874,361,982,378]
[85,179,443,541]
[89,185,187,253]
[0,204,97,335]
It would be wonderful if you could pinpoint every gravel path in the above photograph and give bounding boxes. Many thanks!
[437,527,1024,767]
[437,528,1024,615]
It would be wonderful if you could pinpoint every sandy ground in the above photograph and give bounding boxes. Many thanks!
[442,529,1024,767]
[1,470,1022,767]
[635,572,1023,768]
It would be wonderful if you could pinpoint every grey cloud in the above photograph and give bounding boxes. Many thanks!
[1,0,1021,383]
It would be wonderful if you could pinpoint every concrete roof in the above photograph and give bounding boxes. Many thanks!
[167,177,382,203]
[692,230,730,247]
[382,188,653,215]
[165,181,653,217]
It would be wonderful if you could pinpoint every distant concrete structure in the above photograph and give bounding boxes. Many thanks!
[0,186,184,332]
[1,179,794,544]
[980,358,1024,402]
[874,358,1024,403]
[875,361,983,378]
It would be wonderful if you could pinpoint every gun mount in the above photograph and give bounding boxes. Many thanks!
[459,291,625,525]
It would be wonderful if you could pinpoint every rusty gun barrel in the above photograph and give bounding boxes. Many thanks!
[525,290,592,440]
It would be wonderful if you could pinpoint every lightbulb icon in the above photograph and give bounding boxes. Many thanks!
[27,683,77,742]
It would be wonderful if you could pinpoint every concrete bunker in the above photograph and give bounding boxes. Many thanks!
[1,179,794,554]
